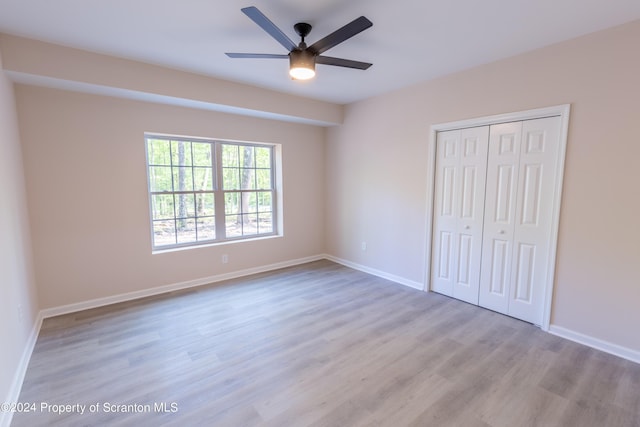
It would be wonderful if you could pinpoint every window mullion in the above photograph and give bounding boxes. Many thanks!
[169,140,178,246]
[190,142,198,241]
[213,142,226,239]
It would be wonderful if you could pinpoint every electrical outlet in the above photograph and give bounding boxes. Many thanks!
[361,241,367,251]
[222,254,229,264]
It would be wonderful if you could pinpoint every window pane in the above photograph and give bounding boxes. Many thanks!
[239,146,254,167]
[240,168,255,190]
[171,141,193,166]
[149,166,173,192]
[175,193,195,218]
[223,167,239,190]
[153,220,176,246]
[225,192,239,215]
[193,167,213,191]
[255,147,271,168]
[243,192,257,213]
[222,144,239,167]
[173,167,194,191]
[195,193,214,217]
[148,139,171,165]
[258,212,273,233]
[176,218,196,244]
[151,194,175,220]
[197,217,216,240]
[192,143,212,167]
[256,169,271,190]
[257,191,272,212]
[225,215,242,237]
[240,213,258,236]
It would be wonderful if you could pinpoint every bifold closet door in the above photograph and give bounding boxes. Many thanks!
[431,126,489,304]
[479,117,561,325]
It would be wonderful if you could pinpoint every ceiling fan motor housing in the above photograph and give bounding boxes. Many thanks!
[289,48,316,79]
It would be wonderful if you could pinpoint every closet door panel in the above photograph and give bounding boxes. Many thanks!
[479,122,522,314]
[452,127,489,304]
[508,117,561,324]
[431,130,460,296]
[431,127,488,303]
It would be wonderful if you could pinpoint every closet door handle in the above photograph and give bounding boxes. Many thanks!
[499,230,505,234]
[465,225,470,230]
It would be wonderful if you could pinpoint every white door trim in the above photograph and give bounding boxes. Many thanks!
[424,104,571,331]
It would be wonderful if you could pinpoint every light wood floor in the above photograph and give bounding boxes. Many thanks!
[13,260,640,426]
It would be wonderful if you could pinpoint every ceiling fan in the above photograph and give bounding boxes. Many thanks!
[225,6,373,80]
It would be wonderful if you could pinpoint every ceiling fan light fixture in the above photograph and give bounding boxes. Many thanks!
[289,49,316,80]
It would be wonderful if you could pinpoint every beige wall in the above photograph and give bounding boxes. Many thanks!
[326,20,640,352]
[0,48,39,416]
[16,86,326,309]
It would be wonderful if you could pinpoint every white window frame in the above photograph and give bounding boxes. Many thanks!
[145,133,280,251]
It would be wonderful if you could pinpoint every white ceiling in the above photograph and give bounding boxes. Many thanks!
[1,0,640,105]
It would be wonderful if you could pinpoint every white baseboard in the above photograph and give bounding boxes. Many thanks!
[324,255,425,291]
[1,312,43,427]
[549,324,640,364]
[41,254,325,319]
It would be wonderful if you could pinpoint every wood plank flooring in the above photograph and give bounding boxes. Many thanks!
[12,260,640,426]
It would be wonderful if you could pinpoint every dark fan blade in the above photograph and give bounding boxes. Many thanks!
[316,56,372,70]
[309,16,372,55]
[226,53,289,59]
[241,6,297,52]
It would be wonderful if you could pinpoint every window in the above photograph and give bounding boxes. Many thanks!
[145,134,277,250]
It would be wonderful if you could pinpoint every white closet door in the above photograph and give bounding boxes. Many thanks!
[507,117,561,324]
[479,122,522,314]
[478,117,561,324]
[431,127,488,304]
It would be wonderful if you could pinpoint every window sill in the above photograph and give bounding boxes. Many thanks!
[151,233,282,255]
